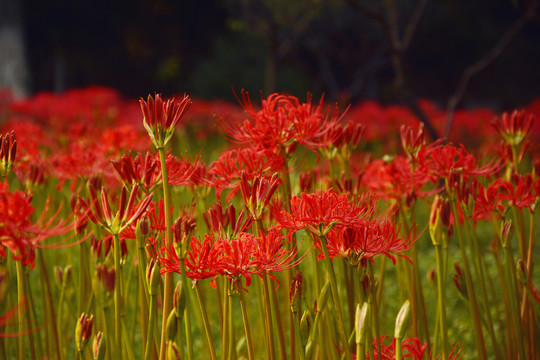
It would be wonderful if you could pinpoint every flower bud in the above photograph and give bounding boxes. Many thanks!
[75,313,94,351]
[501,220,513,247]
[289,272,303,313]
[300,310,311,347]
[93,331,106,360]
[516,259,527,285]
[166,309,178,341]
[355,302,371,345]
[394,300,411,340]
[173,280,186,318]
[316,281,331,314]
[146,259,161,296]
[166,340,181,360]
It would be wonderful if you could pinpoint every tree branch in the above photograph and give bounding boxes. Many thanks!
[444,3,538,139]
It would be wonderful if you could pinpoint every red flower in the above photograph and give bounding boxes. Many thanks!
[271,189,374,236]
[240,172,281,220]
[81,183,153,236]
[0,183,74,268]
[323,220,412,264]
[421,143,501,182]
[112,151,159,192]
[219,91,343,154]
[208,146,283,202]
[492,174,538,212]
[492,109,534,146]
[0,131,16,177]
[140,93,191,148]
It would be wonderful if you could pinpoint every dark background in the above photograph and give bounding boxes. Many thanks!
[21,0,540,109]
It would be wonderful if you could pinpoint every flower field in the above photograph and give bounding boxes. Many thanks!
[1,87,539,360]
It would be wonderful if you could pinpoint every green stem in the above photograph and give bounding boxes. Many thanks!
[144,294,157,360]
[180,258,194,360]
[24,268,40,360]
[395,337,402,360]
[291,310,306,360]
[434,244,449,360]
[113,233,124,360]
[37,250,61,360]
[318,235,352,360]
[269,279,287,360]
[237,283,255,360]
[502,237,527,360]
[261,275,277,360]
[195,282,218,360]
[367,262,381,360]
[16,260,25,360]
[449,199,487,359]
[227,281,235,360]
[465,217,502,360]
[157,146,174,360]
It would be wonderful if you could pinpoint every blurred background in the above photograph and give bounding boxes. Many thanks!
[1,0,539,111]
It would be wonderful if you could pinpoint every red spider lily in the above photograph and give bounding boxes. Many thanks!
[322,220,413,265]
[140,93,191,148]
[240,172,281,219]
[112,151,158,191]
[203,203,254,240]
[362,156,434,202]
[368,335,426,359]
[0,183,76,268]
[473,181,505,221]
[320,121,364,156]
[152,234,221,281]
[166,152,201,186]
[252,228,303,286]
[50,140,117,189]
[219,91,344,154]
[492,109,535,146]
[421,143,502,182]
[492,174,538,212]
[208,146,284,202]
[0,131,17,177]
[400,123,426,161]
[150,229,300,290]
[112,151,201,192]
[81,183,153,236]
[343,335,462,359]
[271,189,374,236]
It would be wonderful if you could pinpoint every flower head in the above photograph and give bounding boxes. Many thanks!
[140,93,191,148]
[219,91,343,154]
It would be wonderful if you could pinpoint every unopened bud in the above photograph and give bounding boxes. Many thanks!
[394,300,411,340]
[75,313,94,351]
[166,340,181,360]
[300,310,311,347]
[139,217,150,237]
[146,259,161,295]
[355,302,371,345]
[173,280,187,318]
[93,331,106,360]
[517,259,527,285]
[317,281,331,313]
[289,272,303,313]
[501,220,513,247]
[166,309,178,340]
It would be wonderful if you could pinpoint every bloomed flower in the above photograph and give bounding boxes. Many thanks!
[0,183,75,268]
[271,189,373,236]
[208,147,283,202]
[219,91,343,154]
